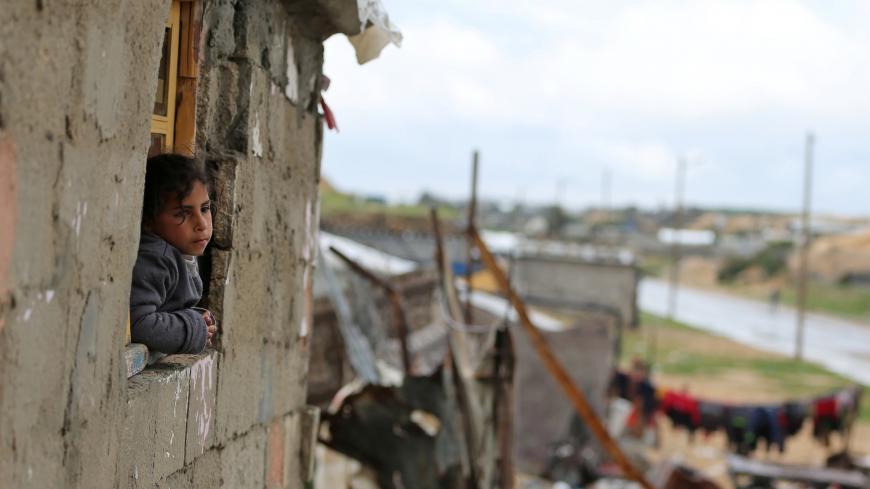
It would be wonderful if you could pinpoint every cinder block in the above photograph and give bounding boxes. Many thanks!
[123,372,158,488]
[151,367,191,481]
[265,418,286,489]
[124,365,191,487]
[190,448,223,488]
[215,341,307,446]
[282,411,302,489]
[157,351,219,465]
[203,248,233,349]
[260,342,307,423]
[214,344,263,444]
[208,159,239,250]
[155,466,193,489]
[220,426,267,489]
[272,406,320,489]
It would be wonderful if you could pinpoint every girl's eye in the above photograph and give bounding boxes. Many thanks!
[201,204,211,213]
[173,210,191,224]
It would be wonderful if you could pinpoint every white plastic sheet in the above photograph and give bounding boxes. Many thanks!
[348,0,402,64]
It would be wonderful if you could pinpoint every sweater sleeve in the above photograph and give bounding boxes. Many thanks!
[130,251,208,354]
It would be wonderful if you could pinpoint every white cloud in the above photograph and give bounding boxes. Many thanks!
[322,1,870,214]
[328,1,870,127]
[594,141,677,180]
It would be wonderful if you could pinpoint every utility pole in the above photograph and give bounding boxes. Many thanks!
[795,132,814,361]
[655,157,687,366]
[464,150,479,324]
[666,157,687,322]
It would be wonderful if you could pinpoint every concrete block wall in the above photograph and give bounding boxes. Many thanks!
[0,2,171,487]
[513,256,640,327]
[0,0,356,487]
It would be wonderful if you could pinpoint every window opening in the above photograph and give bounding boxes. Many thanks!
[130,0,202,377]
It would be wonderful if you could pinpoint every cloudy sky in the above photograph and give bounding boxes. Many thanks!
[321,0,870,216]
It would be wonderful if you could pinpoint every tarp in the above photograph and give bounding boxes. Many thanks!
[348,0,402,64]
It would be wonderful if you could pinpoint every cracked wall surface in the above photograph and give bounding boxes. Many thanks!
[0,2,170,487]
[0,0,341,487]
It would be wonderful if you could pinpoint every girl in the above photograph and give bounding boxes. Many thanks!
[130,154,217,354]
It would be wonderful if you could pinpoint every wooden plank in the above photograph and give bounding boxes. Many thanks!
[178,1,200,78]
[173,0,199,155]
[728,454,866,489]
[179,2,192,76]
[173,77,197,156]
[464,151,479,324]
[493,328,515,488]
[125,343,149,378]
[164,1,181,151]
[430,209,482,488]
[470,226,655,489]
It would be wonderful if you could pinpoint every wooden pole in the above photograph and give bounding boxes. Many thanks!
[430,208,481,488]
[492,328,515,488]
[796,132,814,361]
[465,150,480,324]
[431,208,446,278]
[470,226,655,489]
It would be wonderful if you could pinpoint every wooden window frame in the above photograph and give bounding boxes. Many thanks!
[150,0,182,153]
[173,0,201,157]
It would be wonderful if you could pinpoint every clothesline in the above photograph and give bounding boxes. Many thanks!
[610,370,863,455]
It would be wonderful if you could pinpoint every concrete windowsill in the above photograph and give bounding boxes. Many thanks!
[124,348,220,481]
[125,345,218,380]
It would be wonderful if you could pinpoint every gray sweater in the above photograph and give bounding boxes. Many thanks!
[130,232,208,354]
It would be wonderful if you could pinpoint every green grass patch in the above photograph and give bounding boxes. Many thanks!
[638,311,696,331]
[320,189,458,219]
[779,284,870,323]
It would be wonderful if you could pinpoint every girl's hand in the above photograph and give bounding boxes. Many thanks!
[200,309,218,346]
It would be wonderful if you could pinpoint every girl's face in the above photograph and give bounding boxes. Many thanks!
[145,181,213,256]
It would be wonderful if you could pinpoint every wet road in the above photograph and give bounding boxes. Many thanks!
[639,278,870,385]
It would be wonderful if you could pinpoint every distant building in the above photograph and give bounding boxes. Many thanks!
[657,228,716,247]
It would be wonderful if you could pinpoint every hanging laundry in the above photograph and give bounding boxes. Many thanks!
[812,396,840,446]
[697,401,727,436]
[607,369,857,455]
[725,406,753,455]
[660,390,700,435]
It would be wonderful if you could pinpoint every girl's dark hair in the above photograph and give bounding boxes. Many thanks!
[142,154,211,223]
